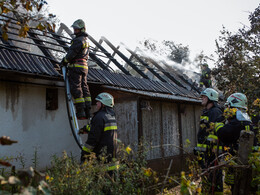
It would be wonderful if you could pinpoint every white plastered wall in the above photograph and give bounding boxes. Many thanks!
[0,81,80,170]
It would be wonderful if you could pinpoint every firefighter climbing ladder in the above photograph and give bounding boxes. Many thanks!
[62,66,83,150]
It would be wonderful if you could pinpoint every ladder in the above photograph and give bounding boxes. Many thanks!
[62,66,83,149]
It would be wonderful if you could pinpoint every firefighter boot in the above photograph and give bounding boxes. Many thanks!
[75,103,86,120]
[85,101,91,119]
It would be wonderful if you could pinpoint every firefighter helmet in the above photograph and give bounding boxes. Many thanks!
[226,93,247,110]
[200,63,208,68]
[200,88,219,102]
[71,19,85,31]
[95,92,114,108]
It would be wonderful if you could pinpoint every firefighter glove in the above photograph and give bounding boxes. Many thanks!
[200,119,210,129]
[60,57,68,66]
[78,125,90,134]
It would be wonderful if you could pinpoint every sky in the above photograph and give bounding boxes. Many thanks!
[47,0,259,64]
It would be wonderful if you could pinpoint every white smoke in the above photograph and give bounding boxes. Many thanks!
[120,42,201,83]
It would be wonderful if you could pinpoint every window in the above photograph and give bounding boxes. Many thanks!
[46,88,58,110]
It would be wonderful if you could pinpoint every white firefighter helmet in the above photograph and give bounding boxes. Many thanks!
[95,92,114,108]
[226,93,247,110]
[71,19,86,31]
[200,88,219,102]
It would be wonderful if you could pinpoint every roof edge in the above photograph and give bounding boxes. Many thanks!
[103,85,201,103]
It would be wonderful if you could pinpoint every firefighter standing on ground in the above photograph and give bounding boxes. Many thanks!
[61,19,91,119]
[194,88,223,193]
[80,92,118,164]
[214,93,256,192]
[199,63,212,88]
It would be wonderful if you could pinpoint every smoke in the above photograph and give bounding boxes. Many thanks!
[120,42,201,83]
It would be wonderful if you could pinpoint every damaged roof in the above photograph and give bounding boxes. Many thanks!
[0,47,60,77]
[0,15,200,100]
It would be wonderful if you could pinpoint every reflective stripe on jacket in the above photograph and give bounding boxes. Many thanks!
[196,105,223,154]
[68,64,88,69]
[216,118,255,149]
[65,32,89,66]
[85,106,117,160]
[201,67,211,79]
[197,105,223,144]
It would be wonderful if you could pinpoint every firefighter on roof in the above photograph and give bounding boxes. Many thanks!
[199,63,212,88]
[61,19,91,119]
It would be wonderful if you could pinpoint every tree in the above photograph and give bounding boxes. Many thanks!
[193,51,215,66]
[212,4,260,106]
[140,39,190,64]
[0,0,56,40]
[163,40,189,64]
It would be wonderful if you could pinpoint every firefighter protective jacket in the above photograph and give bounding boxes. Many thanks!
[195,104,224,192]
[64,31,91,106]
[201,67,211,80]
[215,113,256,186]
[216,117,254,151]
[65,32,89,65]
[200,67,212,88]
[84,106,117,161]
[197,105,223,144]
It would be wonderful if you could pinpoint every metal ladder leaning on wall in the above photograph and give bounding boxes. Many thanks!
[62,66,83,150]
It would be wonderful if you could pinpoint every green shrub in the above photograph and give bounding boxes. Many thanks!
[46,142,159,195]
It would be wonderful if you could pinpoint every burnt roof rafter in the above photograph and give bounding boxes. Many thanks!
[107,45,120,66]
[0,14,58,61]
[26,29,56,61]
[0,14,71,41]
[130,47,196,92]
[0,15,114,72]
[88,52,111,71]
[4,34,66,53]
[144,57,185,88]
[1,21,71,45]
[87,35,131,76]
[0,15,58,61]
[92,39,103,54]
[124,47,167,83]
[101,36,149,80]
[160,61,201,93]
[0,30,24,50]
[0,15,199,95]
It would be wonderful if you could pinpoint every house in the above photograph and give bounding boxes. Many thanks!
[0,16,202,173]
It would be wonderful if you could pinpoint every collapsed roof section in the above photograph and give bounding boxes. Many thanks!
[0,15,200,100]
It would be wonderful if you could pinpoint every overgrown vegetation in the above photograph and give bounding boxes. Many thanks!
[1,131,259,194]
[212,3,260,106]
[1,139,179,194]
[45,142,161,195]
